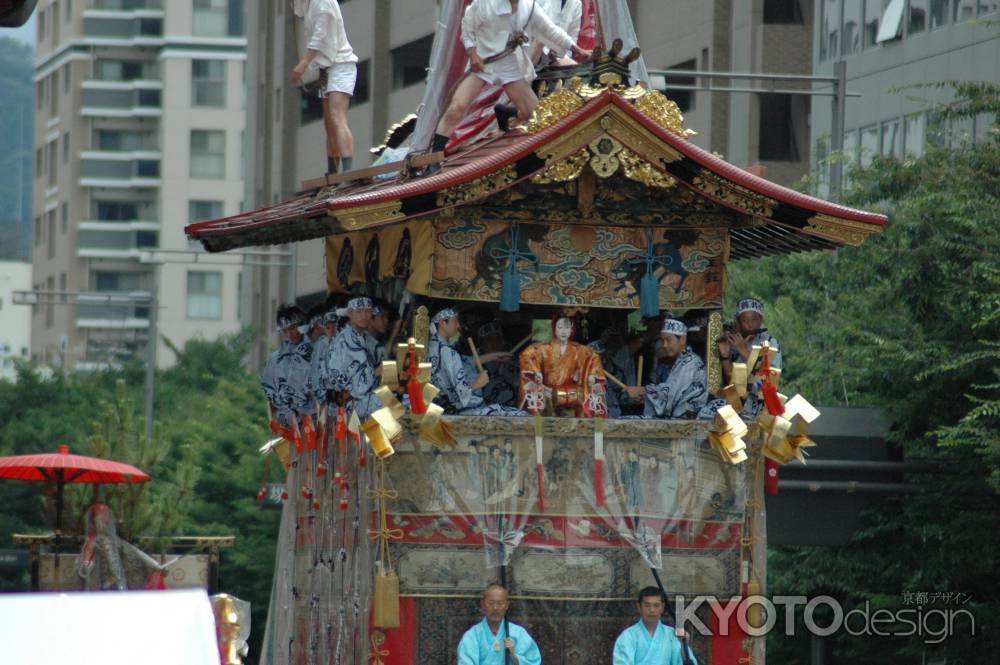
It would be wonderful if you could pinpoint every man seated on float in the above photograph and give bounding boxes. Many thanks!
[261,305,314,433]
[625,318,707,420]
[428,308,526,416]
[717,297,782,419]
[589,325,644,417]
[459,583,541,665]
[325,297,383,420]
[428,0,592,162]
[531,0,583,65]
[519,312,607,416]
[613,586,697,665]
[476,320,521,408]
[365,300,402,366]
[306,301,336,413]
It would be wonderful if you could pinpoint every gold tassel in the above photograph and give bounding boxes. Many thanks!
[369,460,403,628]
[373,562,401,629]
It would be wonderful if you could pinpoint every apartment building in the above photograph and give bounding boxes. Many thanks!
[31,0,246,369]
[811,0,999,196]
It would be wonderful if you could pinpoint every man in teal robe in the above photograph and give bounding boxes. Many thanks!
[613,586,697,665]
[458,584,541,665]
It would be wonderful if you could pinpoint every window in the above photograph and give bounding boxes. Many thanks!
[136,231,158,247]
[137,88,161,107]
[136,160,160,177]
[37,81,43,110]
[662,59,696,113]
[904,113,926,157]
[821,0,840,58]
[881,118,902,158]
[930,0,950,27]
[36,147,43,178]
[391,35,434,90]
[764,0,804,23]
[187,271,222,320]
[62,133,69,163]
[63,64,70,93]
[47,212,56,259]
[193,0,228,37]
[96,130,154,151]
[981,0,1000,15]
[189,200,224,222]
[138,17,163,35]
[96,201,144,220]
[954,0,977,22]
[34,216,42,246]
[842,0,862,54]
[877,0,905,42]
[46,276,54,328]
[50,70,59,115]
[94,60,146,81]
[190,130,226,178]
[192,60,226,106]
[859,124,879,166]
[61,203,68,233]
[758,94,800,161]
[843,129,859,166]
[48,141,58,185]
[864,0,893,48]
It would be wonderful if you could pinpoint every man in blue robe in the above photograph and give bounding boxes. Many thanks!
[325,297,382,420]
[261,304,313,428]
[613,586,697,665]
[625,319,707,420]
[458,584,541,665]
[717,297,782,419]
[427,308,526,416]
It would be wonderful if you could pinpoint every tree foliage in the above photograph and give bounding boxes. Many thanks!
[727,84,1000,663]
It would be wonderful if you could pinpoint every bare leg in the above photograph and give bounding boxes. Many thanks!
[435,75,487,137]
[502,80,540,122]
[323,91,354,158]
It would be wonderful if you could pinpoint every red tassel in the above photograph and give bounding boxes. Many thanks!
[594,459,605,507]
[339,498,349,511]
[302,415,317,450]
[407,378,427,414]
[312,499,320,511]
[256,487,267,504]
[764,458,780,495]
[316,461,328,477]
[292,427,304,454]
[536,464,545,512]
[301,486,312,499]
[335,407,348,441]
[762,381,784,416]
[280,488,289,501]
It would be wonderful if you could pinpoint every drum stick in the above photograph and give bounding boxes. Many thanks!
[604,371,629,390]
[468,337,485,372]
[637,356,644,384]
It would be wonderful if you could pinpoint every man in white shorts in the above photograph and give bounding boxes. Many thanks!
[428,0,590,165]
[533,0,583,64]
[292,0,358,175]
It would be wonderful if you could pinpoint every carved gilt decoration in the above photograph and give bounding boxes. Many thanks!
[707,310,724,395]
[692,170,778,218]
[330,199,404,230]
[436,164,518,207]
[805,213,881,246]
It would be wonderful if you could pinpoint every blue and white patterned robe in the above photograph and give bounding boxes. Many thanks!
[307,333,332,409]
[261,338,313,425]
[643,347,708,420]
[325,324,382,420]
[364,330,388,366]
[427,331,526,416]
[613,621,698,665]
[458,618,541,665]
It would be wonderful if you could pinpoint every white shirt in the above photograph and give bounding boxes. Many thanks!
[461,0,575,65]
[539,0,582,58]
[304,0,358,67]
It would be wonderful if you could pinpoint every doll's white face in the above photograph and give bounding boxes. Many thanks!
[555,318,573,342]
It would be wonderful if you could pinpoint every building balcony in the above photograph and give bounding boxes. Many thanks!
[76,228,158,259]
[78,220,160,233]
[83,11,164,40]
[80,86,161,118]
[75,293,152,330]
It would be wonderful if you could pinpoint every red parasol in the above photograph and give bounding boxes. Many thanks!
[0,444,150,533]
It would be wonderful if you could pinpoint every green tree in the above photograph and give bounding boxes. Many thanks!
[727,83,1000,663]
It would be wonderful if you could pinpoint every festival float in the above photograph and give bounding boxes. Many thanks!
[186,2,887,663]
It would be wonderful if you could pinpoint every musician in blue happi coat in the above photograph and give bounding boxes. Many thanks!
[306,303,338,410]
[261,305,313,426]
[458,584,540,665]
[718,298,782,419]
[427,308,526,416]
[613,586,697,665]
[325,297,382,420]
[625,319,707,420]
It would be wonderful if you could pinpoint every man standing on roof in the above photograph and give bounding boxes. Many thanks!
[428,0,592,163]
[291,0,357,175]
[532,0,583,64]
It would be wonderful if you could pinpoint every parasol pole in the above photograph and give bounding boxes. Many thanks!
[649,567,692,665]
